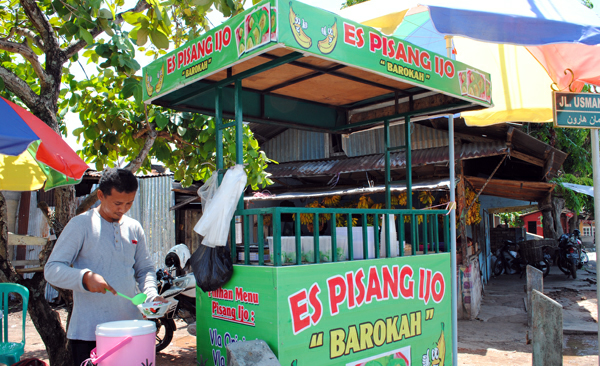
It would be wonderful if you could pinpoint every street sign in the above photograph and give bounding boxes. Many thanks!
[553,91,600,128]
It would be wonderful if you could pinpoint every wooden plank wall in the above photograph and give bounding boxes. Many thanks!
[176,209,203,254]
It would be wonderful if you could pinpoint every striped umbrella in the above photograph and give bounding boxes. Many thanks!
[0,96,88,191]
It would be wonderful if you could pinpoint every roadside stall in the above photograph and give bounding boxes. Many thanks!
[142,1,492,364]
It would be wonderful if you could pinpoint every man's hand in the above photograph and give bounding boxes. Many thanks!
[83,271,116,295]
[153,296,167,303]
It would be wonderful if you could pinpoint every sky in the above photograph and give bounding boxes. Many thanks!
[63,0,345,153]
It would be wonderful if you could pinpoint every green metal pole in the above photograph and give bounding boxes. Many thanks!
[314,213,320,263]
[257,214,264,266]
[405,116,412,209]
[235,80,244,212]
[273,208,282,266]
[384,119,391,257]
[216,87,224,185]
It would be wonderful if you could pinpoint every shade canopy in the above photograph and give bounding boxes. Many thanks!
[0,96,88,191]
[143,0,493,134]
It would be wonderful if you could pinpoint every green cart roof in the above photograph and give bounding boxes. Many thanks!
[142,0,492,133]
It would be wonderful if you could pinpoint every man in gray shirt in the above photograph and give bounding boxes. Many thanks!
[45,168,163,365]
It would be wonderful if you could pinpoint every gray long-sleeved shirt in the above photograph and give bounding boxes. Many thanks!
[45,208,158,341]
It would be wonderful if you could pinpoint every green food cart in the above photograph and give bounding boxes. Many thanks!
[143,1,492,365]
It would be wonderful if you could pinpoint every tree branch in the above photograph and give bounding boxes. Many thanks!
[63,0,152,60]
[125,124,158,172]
[0,39,49,88]
[20,0,58,51]
[157,131,201,149]
[13,27,45,51]
[76,123,158,215]
[0,65,38,106]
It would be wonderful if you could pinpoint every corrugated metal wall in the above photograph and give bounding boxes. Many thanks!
[127,175,176,268]
[263,129,329,163]
[342,123,449,157]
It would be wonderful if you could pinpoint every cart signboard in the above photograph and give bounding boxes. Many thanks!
[197,253,452,366]
[143,0,492,109]
[553,91,600,128]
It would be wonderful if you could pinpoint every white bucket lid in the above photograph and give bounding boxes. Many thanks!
[96,320,156,337]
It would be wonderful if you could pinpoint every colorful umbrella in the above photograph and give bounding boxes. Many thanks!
[0,96,88,191]
[339,2,556,126]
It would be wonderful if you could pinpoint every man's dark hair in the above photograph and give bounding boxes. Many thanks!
[98,168,138,195]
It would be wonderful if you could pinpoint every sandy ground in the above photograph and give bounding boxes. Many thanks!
[8,262,600,365]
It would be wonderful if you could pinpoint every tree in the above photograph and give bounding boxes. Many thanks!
[0,1,271,365]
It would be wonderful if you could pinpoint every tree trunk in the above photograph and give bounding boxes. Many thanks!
[539,194,557,239]
[552,196,565,236]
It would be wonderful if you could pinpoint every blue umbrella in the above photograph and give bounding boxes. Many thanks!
[423,0,600,45]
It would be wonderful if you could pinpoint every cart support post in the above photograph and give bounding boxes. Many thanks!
[448,113,458,366]
[216,87,224,184]
[235,80,244,213]
[405,116,412,208]
[384,119,391,254]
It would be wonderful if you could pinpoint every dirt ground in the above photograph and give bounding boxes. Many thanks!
[10,265,600,365]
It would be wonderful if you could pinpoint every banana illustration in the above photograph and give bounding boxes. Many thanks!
[317,18,337,54]
[155,64,164,94]
[145,73,154,97]
[432,323,446,366]
[289,2,311,49]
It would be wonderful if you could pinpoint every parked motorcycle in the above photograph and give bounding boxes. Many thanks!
[154,244,197,352]
[493,239,550,278]
[493,240,524,277]
[557,230,584,279]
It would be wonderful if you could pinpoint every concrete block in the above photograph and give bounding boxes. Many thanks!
[532,289,563,366]
[226,340,280,366]
[526,265,543,327]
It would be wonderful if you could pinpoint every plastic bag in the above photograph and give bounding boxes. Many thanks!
[194,165,247,247]
[190,244,233,292]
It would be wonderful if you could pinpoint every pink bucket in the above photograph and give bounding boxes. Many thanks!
[91,320,156,366]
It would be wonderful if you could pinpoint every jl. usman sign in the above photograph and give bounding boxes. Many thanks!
[196,254,452,366]
[143,0,492,109]
[553,91,600,128]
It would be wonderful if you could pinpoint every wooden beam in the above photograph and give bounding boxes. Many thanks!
[349,94,461,125]
[11,260,40,266]
[8,233,48,246]
[510,150,545,167]
[465,176,555,190]
[507,126,515,146]
[15,266,44,274]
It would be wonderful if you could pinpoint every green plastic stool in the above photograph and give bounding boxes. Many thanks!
[0,283,29,366]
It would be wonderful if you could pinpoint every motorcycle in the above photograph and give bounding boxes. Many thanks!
[153,244,197,352]
[493,240,524,276]
[557,230,584,279]
[493,239,550,278]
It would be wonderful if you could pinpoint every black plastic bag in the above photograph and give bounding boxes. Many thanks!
[190,244,233,292]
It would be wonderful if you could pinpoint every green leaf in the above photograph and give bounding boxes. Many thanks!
[149,29,169,49]
[122,12,146,25]
[121,81,138,99]
[0,77,4,91]
[98,8,112,19]
[155,113,169,129]
[79,27,94,45]
[136,27,149,46]
[177,126,187,136]
[192,0,213,5]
